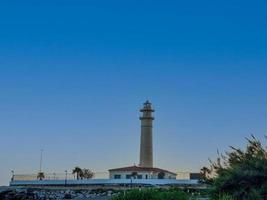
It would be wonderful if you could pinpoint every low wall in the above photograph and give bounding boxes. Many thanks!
[10,179,199,186]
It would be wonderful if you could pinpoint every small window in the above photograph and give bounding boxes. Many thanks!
[145,175,148,179]
[114,174,121,179]
[137,175,142,179]
[126,175,131,179]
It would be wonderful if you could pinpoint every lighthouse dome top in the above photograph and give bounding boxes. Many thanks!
[140,100,154,112]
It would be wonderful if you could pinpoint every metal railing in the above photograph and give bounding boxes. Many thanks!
[12,172,196,181]
[12,172,109,181]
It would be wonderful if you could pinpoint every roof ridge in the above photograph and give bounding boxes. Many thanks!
[108,165,176,175]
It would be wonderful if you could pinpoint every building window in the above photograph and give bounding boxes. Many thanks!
[158,172,165,179]
[137,175,142,179]
[114,175,121,179]
[145,175,148,179]
[126,175,131,179]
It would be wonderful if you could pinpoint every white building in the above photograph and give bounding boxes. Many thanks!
[109,166,176,179]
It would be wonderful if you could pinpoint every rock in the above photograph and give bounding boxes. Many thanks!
[64,193,72,199]
[0,188,115,199]
[0,189,13,199]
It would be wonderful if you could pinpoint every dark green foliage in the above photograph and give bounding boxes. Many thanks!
[218,194,235,200]
[37,172,45,180]
[204,136,267,200]
[112,188,190,200]
[72,166,83,180]
[72,167,94,179]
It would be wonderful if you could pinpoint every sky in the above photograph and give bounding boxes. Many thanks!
[0,0,267,185]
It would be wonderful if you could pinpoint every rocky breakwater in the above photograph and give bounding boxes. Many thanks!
[0,187,116,199]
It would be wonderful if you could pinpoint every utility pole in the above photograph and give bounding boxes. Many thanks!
[65,170,68,187]
[39,149,43,172]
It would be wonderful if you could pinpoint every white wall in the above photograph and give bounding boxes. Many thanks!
[176,172,190,180]
[109,171,176,179]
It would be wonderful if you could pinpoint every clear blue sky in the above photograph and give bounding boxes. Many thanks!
[0,0,267,185]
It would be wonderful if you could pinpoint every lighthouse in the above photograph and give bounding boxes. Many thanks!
[139,100,154,168]
[109,101,176,179]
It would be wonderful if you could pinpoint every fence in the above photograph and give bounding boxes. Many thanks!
[12,172,109,181]
[12,172,197,181]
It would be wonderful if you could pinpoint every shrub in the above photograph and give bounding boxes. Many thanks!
[203,136,267,200]
[112,188,190,200]
[219,194,235,200]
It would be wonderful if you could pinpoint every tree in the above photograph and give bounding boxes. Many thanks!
[37,172,45,181]
[200,167,212,184]
[82,169,94,179]
[204,135,267,200]
[200,167,210,178]
[72,167,83,180]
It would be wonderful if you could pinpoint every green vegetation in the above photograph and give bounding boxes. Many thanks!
[72,166,94,180]
[72,166,83,180]
[202,135,267,200]
[218,194,235,200]
[112,189,191,200]
[37,172,45,180]
[112,136,267,200]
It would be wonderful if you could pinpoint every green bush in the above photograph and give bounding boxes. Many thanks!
[218,194,235,200]
[112,188,190,200]
[203,136,267,200]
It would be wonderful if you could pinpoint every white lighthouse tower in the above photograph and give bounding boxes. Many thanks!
[139,100,154,168]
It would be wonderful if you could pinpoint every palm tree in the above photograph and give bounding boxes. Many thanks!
[72,167,83,180]
[37,172,45,181]
[82,169,94,179]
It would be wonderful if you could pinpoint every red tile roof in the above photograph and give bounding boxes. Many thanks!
[109,165,176,175]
